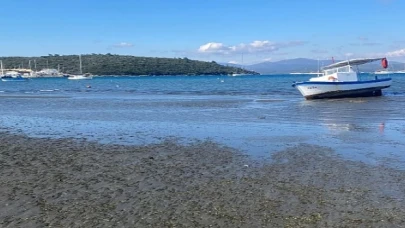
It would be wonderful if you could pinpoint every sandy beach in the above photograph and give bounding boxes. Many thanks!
[1,132,405,227]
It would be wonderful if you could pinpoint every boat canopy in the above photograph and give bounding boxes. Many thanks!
[322,58,385,70]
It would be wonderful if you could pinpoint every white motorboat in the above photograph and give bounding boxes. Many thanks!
[0,61,28,82]
[230,73,251,76]
[1,74,28,82]
[292,57,392,100]
[374,70,392,75]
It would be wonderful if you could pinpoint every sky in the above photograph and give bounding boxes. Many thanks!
[2,0,405,64]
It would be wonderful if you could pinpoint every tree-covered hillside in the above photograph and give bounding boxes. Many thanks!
[0,54,259,76]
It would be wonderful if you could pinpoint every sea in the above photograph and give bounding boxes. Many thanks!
[1,74,405,166]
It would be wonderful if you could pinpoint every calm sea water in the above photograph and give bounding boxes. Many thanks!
[1,74,405,165]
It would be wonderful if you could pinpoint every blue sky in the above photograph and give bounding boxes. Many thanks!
[2,0,405,64]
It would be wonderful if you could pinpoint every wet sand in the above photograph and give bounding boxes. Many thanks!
[1,132,405,227]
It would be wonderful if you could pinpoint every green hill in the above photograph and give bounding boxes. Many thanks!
[0,54,259,76]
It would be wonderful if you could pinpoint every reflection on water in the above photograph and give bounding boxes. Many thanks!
[323,123,368,132]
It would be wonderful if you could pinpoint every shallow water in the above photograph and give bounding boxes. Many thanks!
[1,74,405,166]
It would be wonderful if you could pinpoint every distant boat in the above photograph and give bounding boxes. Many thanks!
[292,57,392,99]
[230,53,252,76]
[0,61,28,82]
[1,74,28,82]
[374,70,392,75]
[68,73,93,80]
[230,73,251,76]
[68,55,93,80]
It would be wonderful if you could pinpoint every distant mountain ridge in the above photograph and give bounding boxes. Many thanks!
[222,58,405,74]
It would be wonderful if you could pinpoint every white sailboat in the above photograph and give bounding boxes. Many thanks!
[230,53,252,76]
[0,60,3,77]
[374,70,392,75]
[292,57,392,99]
[68,55,93,80]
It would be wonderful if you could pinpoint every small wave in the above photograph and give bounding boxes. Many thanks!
[24,92,34,94]
[40,89,55,92]
[385,92,405,96]
[254,99,285,102]
[0,91,4,93]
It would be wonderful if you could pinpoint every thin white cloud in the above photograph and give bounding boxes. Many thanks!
[112,42,134,48]
[311,49,328,54]
[393,40,405,44]
[362,48,404,59]
[350,36,382,47]
[273,52,290,56]
[386,48,405,57]
[377,0,395,4]
[349,42,381,47]
[358,36,368,41]
[390,40,405,49]
[198,40,306,55]
[363,42,382,46]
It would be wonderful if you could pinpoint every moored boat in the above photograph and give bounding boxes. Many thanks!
[0,61,28,82]
[67,55,93,80]
[68,73,93,80]
[292,57,392,100]
[1,74,28,82]
[374,70,392,75]
[230,73,251,76]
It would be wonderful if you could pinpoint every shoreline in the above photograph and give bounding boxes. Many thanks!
[1,132,405,227]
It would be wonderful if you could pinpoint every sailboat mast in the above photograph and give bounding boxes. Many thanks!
[0,60,4,75]
[79,55,83,74]
[241,53,244,70]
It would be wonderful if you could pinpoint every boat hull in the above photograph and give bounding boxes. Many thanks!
[292,78,391,100]
[230,73,250,76]
[68,76,93,80]
[1,78,28,82]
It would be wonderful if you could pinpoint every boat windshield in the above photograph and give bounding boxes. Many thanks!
[324,66,352,75]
